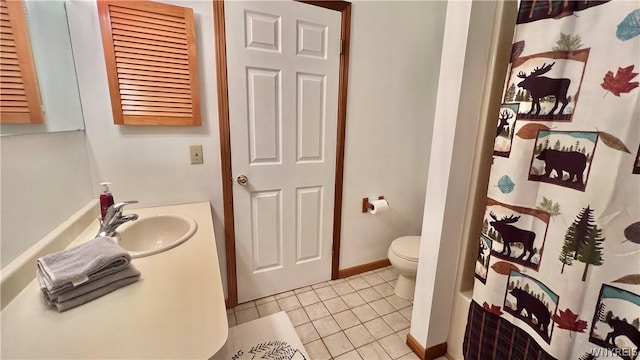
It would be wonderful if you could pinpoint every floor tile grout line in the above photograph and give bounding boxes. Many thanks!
[378,338,396,360]
[342,318,377,349]
[320,319,358,359]
[317,336,335,360]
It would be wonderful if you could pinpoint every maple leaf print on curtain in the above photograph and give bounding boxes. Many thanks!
[601,65,640,96]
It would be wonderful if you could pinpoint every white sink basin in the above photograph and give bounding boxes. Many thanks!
[115,214,197,258]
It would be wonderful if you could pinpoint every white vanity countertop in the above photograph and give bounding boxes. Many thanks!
[1,202,228,359]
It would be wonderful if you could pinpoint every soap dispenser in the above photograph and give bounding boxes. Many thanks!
[99,182,115,220]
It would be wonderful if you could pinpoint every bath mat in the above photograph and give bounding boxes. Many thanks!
[210,311,309,360]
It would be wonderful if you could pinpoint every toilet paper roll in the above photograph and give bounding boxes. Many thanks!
[369,199,389,214]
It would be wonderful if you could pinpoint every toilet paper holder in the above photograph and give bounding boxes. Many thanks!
[362,196,385,213]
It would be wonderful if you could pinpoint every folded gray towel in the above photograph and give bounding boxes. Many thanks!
[41,265,141,303]
[37,263,127,298]
[52,270,140,312]
[37,237,130,291]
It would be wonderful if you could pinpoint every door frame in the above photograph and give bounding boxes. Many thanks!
[213,0,352,308]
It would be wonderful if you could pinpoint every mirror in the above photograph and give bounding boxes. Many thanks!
[0,0,84,136]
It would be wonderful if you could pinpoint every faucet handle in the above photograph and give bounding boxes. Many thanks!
[104,200,138,223]
[96,201,139,238]
[112,200,138,210]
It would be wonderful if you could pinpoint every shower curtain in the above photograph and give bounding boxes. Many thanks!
[463,1,639,359]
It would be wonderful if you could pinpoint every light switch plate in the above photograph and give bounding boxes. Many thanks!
[190,145,203,164]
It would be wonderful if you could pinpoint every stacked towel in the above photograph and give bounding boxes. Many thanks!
[36,236,140,312]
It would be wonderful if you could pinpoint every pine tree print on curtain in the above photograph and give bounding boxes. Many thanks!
[559,206,606,281]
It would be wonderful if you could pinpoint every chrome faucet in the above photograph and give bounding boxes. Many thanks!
[96,201,139,238]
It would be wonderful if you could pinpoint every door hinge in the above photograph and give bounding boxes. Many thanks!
[340,39,344,55]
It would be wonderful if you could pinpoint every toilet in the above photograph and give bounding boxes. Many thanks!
[387,235,420,300]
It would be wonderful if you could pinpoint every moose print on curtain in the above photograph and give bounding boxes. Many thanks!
[466,1,639,359]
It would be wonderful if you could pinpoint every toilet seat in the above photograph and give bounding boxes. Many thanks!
[389,236,419,262]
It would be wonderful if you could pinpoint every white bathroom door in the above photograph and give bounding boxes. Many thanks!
[225,1,341,302]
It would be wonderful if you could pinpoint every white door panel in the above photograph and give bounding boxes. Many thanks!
[226,1,340,302]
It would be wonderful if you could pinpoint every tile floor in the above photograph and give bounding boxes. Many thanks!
[227,266,424,360]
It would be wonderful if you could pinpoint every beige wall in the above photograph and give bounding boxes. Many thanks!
[409,0,474,349]
[339,1,446,269]
[409,0,516,357]
[1,131,94,267]
[67,0,447,298]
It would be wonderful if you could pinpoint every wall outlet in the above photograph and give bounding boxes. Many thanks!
[190,145,203,164]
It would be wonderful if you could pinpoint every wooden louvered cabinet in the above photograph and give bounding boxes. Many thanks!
[97,0,200,126]
[0,0,44,124]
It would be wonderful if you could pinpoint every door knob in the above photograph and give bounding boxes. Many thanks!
[236,175,249,186]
